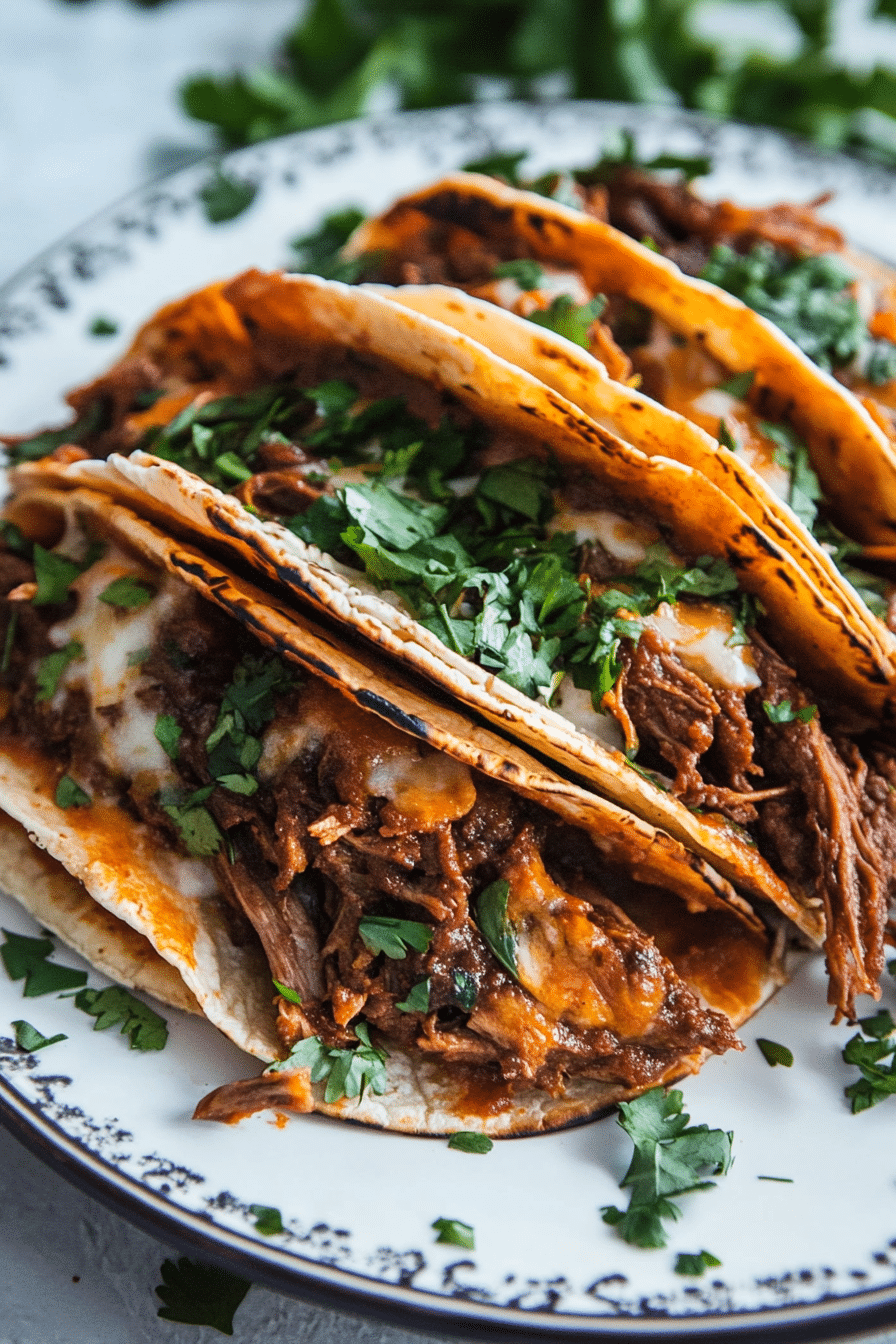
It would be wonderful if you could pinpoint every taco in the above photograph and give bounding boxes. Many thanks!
[0,481,779,1133]
[5,270,895,1021]
[345,170,896,612]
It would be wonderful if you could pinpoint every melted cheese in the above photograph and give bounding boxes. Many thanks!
[644,600,761,691]
[48,547,181,782]
[547,507,663,562]
[550,678,625,750]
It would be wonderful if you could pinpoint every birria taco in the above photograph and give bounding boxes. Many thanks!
[346,170,896,626]
[6,271,895,1022]
[0,482,780,1132]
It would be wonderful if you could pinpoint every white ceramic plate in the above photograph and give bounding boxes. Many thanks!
[2,101,896,1343]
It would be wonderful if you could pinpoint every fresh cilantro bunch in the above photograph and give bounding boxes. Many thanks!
[601,1087,733,1249]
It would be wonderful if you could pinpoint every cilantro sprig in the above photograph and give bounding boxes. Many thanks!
[74,986,168,1051]
[269,1023,388,1103]
[156,1257,252,1334]
[601,1088,733,1249]
[843,1009,896,1113]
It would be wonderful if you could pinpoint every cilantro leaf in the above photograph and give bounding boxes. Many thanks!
[249,1204,284,1236]
[127,646,152,667]
[290,207,366,280]
[432,1217,475,1249]
[55,775,91,809]
[756,1038,794,1067]
[12,1019,67,1052]
[159,785,223,858]
[198,167,257,223]
[0,519,32,557]
[97,575,154,609]
[475,880,517,978]
[73,986,168,1051]
[89,316,118,337]
[447,1132,493,1154]
[759,419,823,530]
[1,928,88,997]
[31,546,84,606]
[763,700,816,725]
[155,1257,251,1334]
[492,259,545,290]
[395,978,430,1013]
[358,916,433,960]
[451,969,478,1011]
[7,400,105,465]
[269,1025,388,1103]
[463,149,527,184]
[675,1250,722,1276]
[528,294,606,347]
[717,370,755,399]
[35,640,83,702]
[273,979,303,1005]
[154,714,182,762]
[601,1088,733,1249]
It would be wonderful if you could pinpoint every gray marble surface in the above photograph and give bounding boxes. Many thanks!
[2,2,896,1341]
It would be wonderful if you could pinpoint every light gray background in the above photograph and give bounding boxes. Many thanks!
[1,2,896,1340]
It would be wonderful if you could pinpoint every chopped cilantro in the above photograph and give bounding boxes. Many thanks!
[198,167,257,223]
[1,928,88,997]
[290,207,366,281]
[154,714,182,762]
[451,968,478,1011]
[758,1175,794,1183]
[269,1023,388,1103]
[35,640,83,702]
[812,518,891,619]
[432,1217,475,1249]
[55,775,91,809]
[12,1019,67,1052]
[31,546,85,606]
[475,880,517,978]
[358,916,433,960]
[716,419,738,452]
[155,1256,251,1334]
[756,1038,794,1067]
[864,340,896,386]
[0,519,30,557]
[674,1250,722,1276]
[126,646,152,667]
[717,369,755,399]
[462,149,527,184]
[7,400,105,465]
[759,420,823,531]
[701,244,865,372]
[205,654,294,791]
[492,258,545,290]
[447,1132,493,1154]
[527,294,606,348]
[159,785,222,858]
[249,1204,284,1236]
[74,986,168,1051]
[395,978,430,1013]
[763,700,816,725]
[843,1009,896,1112]
[600,1088,733,1249]
[97,575,154,609]
[88,316,118,337]
[273,979,303,1005]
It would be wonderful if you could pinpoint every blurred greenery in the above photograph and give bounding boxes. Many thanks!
[62,0,896,167]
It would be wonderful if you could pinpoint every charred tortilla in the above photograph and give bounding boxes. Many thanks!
[0,483,781,1133]
[5,271,895,1020]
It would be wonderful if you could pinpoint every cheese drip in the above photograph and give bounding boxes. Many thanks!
[48,546,181,782]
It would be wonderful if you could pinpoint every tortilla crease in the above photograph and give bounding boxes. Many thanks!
[1,483,782,1135]
[18,268,893,951]
[348,170,896,548]
[377,282,896,668]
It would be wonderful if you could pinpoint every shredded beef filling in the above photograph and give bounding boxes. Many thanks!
[0,551,742,1096]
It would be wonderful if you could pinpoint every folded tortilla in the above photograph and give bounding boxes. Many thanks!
[0,483,780,1133]
[6,270,893,1022]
